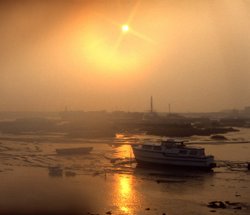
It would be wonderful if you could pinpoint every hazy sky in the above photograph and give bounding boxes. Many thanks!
[1,0,250,112]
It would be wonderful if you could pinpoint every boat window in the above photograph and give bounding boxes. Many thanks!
[153,146,161,151]
[190,150,197,155]
[179,150,187,154]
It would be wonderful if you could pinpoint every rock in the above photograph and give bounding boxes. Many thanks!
[234,206,242,210]
[210,210,216,212]
[219,202,226,209]
[211,135,227,140]
[106,211,112,214]
[225,201,240,206]
[207,201,226,209]
[145,208,150,210]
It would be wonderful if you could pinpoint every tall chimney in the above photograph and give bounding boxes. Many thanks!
[150,96,153,113]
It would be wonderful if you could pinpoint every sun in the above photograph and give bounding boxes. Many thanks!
[121,24,129,33]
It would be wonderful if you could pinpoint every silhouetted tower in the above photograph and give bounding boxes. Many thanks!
[150,96,153,113]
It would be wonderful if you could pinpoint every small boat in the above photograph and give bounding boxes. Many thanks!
[48,166,63,177]
[56,147,93,155]
[131,139,216,170]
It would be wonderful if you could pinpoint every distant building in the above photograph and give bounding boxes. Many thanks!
[242,106,250,117]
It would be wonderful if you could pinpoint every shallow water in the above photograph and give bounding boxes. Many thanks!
[0,129,249,214]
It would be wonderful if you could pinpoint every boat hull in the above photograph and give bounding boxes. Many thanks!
[132,146,216,170]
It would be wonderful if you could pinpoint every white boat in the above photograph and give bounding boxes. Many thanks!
[131,139,216,170]
[56,147,93,155]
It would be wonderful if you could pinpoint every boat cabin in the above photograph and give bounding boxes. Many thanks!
[142,143,162,151]
[140,139,205,157]
[161,139,185,148]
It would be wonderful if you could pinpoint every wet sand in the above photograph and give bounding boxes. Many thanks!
[0,129,249,215]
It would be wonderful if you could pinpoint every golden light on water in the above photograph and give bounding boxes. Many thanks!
[120,206,129,213]
[117,175,133,214]
[114,144,133,158]
[110,144,139,214]
[120,176,131,197]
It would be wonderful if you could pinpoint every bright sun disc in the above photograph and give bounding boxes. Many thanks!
[121,24,129,32]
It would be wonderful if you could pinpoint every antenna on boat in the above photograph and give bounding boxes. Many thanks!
[168,104,171,114]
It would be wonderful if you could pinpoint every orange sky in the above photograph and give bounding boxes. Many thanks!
[0,0,250,112]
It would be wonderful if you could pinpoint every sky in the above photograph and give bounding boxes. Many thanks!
[0,0,250,112]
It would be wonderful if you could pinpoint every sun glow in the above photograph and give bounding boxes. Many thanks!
[68,2,160,75]
[122,24,129,33]
[77,23,143,74]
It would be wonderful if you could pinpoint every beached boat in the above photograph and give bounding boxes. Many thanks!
[131,139,216,169]
[56,147,93,155]
[48,166,63,177]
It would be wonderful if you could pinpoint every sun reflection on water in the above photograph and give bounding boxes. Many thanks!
[120,175,131,197]
[113,175,137,214]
